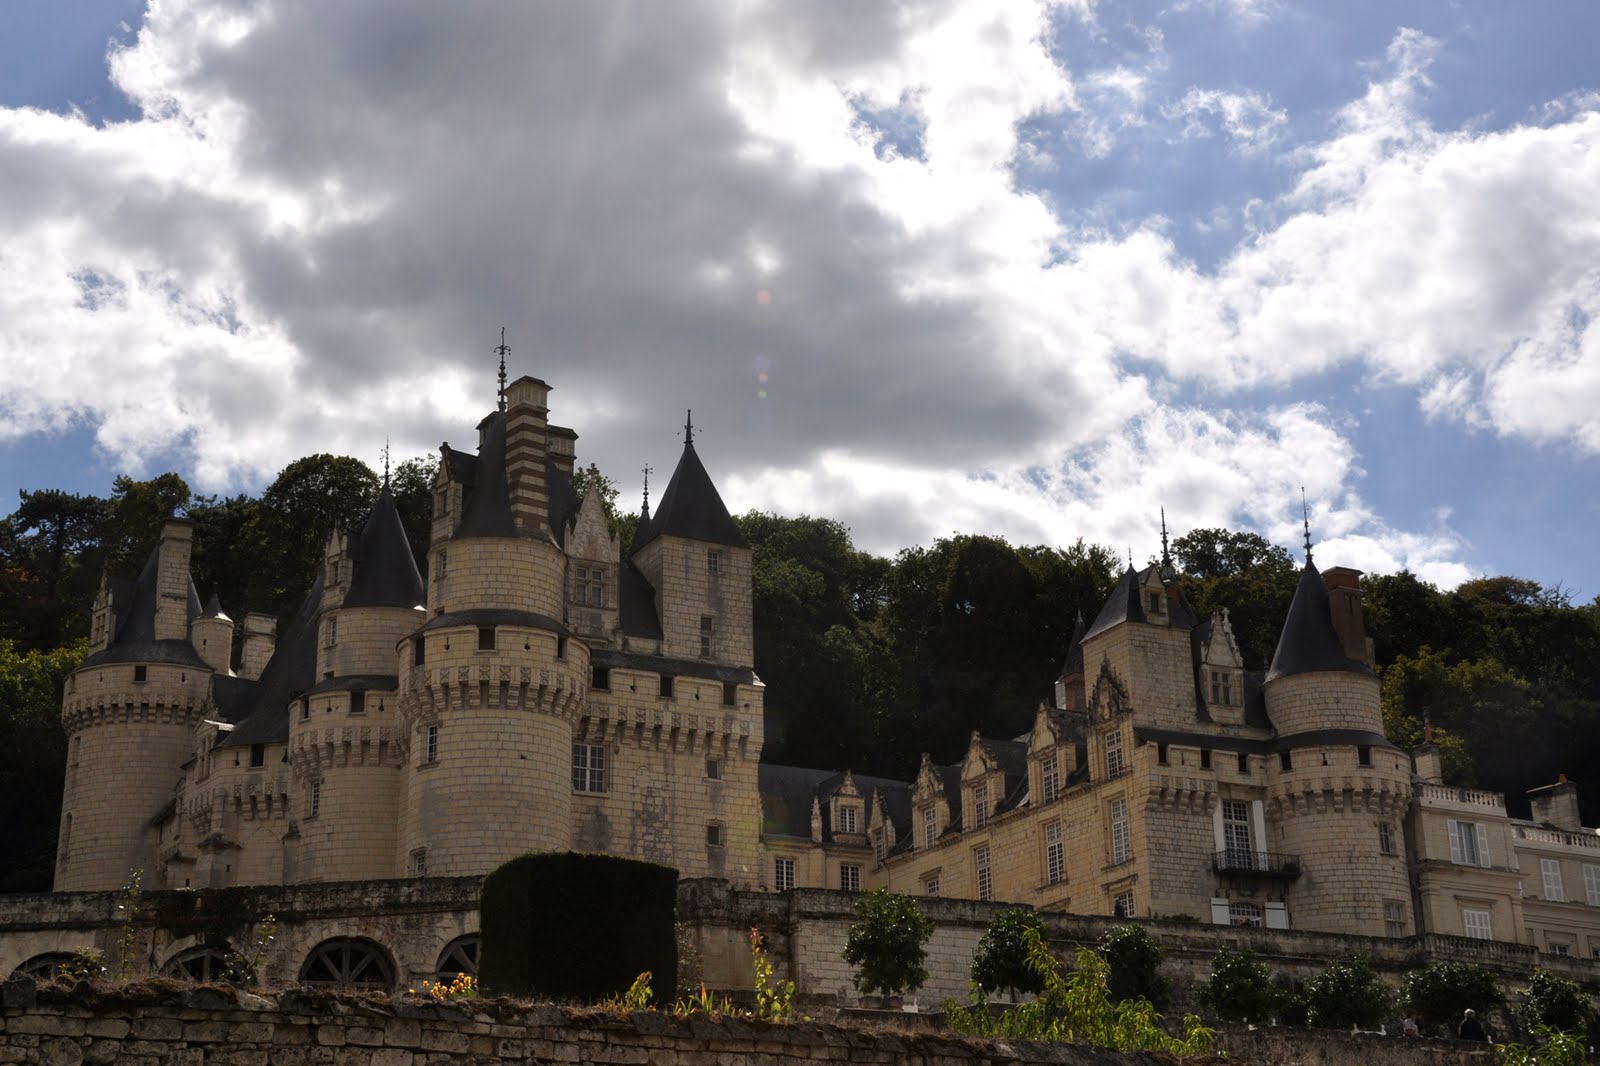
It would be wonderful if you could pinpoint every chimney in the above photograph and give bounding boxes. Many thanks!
[1322,566,1372,667]
[548,425,578,478]
[1528,776,1583,831]
[504,376,551,534]
[240,612,277,680]
[152,520,196,641]
[1412,742,1443,785]
[190,599,235,676]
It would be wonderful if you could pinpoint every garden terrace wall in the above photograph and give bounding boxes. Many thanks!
[0,977,1492,1066]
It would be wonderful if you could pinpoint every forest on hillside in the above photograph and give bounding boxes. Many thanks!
[3,456,1599,892]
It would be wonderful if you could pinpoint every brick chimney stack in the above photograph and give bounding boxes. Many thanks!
[152,520,195,641]
[1322,566,1373,667]
[1528,776,1582,831]
[504,376,551,534]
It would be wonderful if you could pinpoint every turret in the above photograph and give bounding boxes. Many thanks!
[191,593,235,676]
[240,613,277,681]
[1077,560,1196,731]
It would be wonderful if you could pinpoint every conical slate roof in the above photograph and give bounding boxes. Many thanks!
[1057,611,1086,679]
[218,573,325,748]
[632,441,747,550]
[81,545,208,668]
[456,411,517,538]
[1082,567,1146,642]
[1265,562,1372,682]
[343,487,425,609]
[201,592,230,621]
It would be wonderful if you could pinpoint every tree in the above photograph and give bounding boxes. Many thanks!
[1520,969,1595,1034]
[240,455,379,623]
[1400,961,1503,1032]
[1098,924,1169,1012]
[1303,953,1391,1029]
[0,639,84,891]
[571,463,626,540]
[102,473,191,575]
[842,889,934,997]
[971,907,1048,997]
[1172,528,1294,580]
[1172,528,1298,670]
[0,489,111,647]
[1196,947,1277,1024]
[389,455,438,570]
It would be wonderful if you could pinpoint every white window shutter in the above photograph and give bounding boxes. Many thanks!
[1212,801,1226,852]
[1448,821,1464,865]
[1211,898,1231,925]
[1264,902,1289,929]
[1476,824,1490,867]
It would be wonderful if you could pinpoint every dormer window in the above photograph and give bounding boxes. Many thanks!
[974,784,989,828]
[838,805,858,834]
[1105,729,1125,779]
[1210,670,1233,705]
[922,806,937,848]
[574,566,605,607]
[1148,591,1163,614]
[707,550,720,575]
[1040,753,1060,803]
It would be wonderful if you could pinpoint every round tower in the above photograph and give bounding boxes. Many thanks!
[1262,559,1413,937]
[288,487,425,882]
[57,522,213,891]
[397,399,586,876]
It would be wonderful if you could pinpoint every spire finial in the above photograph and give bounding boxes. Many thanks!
[1160,508,1171,568]
[641,462,653,512]
[1127,545,1133,570]
[495,327,510,413]
[684,409,694,446]
[381,438,391,490]
[1301,486,1313,565]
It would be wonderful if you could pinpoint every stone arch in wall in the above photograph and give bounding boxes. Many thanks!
[161,944,235,984]
[298,937,397,991]
[435,934,480,982]
[10,953,77,980]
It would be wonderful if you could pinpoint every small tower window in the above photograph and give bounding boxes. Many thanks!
[250,743,265,768]
[722,681,737,706]
[1200,748,1212,769]
[659,675,675,699]
[309,781,321,818]
[1237,752,1249,775]
[591,666,611,690]
[706,823,724,847]
[1358,745,1373,767]
[1148,592,1162,614]
[699,616,714,658]
[414,637,426,665]
[477,626,496,651]
[706,759,721,780]
[1280,750,1292,771]
[425,724,439,764]
[133,665,148,683]
[707,550,720,575]
[349,691,365,715]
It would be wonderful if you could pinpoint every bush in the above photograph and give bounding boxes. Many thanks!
[971,908,1047,997]
[1400,961,1503,1031]
[1197,947,1277,1023]
[1098,924,1169,1012]
[478,852,677,1000]
[1304,952,1391,1030]
[1520,969,1595,1034]
[842,889,934,996]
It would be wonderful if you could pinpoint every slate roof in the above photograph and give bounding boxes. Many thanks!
[590,647,755,686]
[455,412,517,539]
[81,546,209,670]
[342,487,425,609]
[1056,612,1086,680]
[546,460,582,550]
[1082,566,1145,642]
[1266,562,1373,682]
[201,593,229,621]
[757,764,913,843]
[216,574,324,749]
[633,441,747,550]
[617,561,664,641]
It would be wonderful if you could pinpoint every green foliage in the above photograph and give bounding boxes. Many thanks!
[0,638,82,891]
[842,889,934,996]
[571,463,627,540]
[1304,952,1391,1029]
[1172,527,1298,670]
[57,948,106,982]
[1400,961,1504,1029]
[389,455,438,571]
[113,869,143,979]
[223,913,277,987]
[242,454,380,623]
[1196,947,1277,1023]
[750,928,796,1021]
[1098,924,1169,1012]
[1497,1025,1591,1066]
[971,907,1048,996]
[478,852,677,1001]
[1519,969,1595,1034]
[946,928,1213,1054]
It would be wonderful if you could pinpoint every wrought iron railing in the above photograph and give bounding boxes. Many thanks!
[1212,850,1302,877]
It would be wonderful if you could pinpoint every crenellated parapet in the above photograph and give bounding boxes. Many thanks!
[288,723,403,777]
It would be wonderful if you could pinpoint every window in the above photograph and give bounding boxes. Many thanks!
[922,807,937,849]
[1045,821,1065,885]
[1222,799,1252,866]
[1378,822,1395,855]
[424,725,439,764]
[659,675,675,699]
[1549,940,1571,957]
[1210,670,1232,705]
[1113,891,1135,918]
[706,823,724,847]
[350,691,365,716]
[705,759,721,780]
[436,550,447,579]
[591,666,610,690]
[134,665,148,683]
[774,858,795,891]
[975,845,992,901]
[1237,752,1249,775]
[1229,901,1262,927]
[1585,864,1600,906]
[250,743,265,768]
[1358,745,1372,767]
[1110,798,1131,865]
[1105,729,1125,779]
[414,637,426,665]
[707,550,720,575]
[924,874,940,897]
[1449,820,1490,867]
[1040,753,1060,803]
[699,616,714,658]
[477,626,495,651]
[1384,900,1407,938]
[974,784,989,828]
[1148,591,1162,613]
[1542,858,1566,902]
[1200,748,1212,769]
[410,849,427,876]
[838,805,858,834]
[574,565,604,606]
[1280,750,1292,771]
[301,699,311,721]
[309,781,321,818]
[1462,908,1493,940]
[873,829,886,860]
[572,743,605,792]
[1157,743,1169,766]
[722,681,738,706]
[840,864,861,892]
[556,636,567,660]
[325,617,337,648]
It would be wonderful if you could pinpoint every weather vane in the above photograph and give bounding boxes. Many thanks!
[381,439,391,489]
[1301,486,1313,564]
[641,462,653,512]
[495,327,510,413]
[683,409,694,446]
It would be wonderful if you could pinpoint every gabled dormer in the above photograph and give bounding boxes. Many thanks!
[911,753,952,850]
[1028,704,1080,806]
[831,771,864,841]
[1199,608,1246,724]
[565,472,620,642]
[866,787,897,861]
[960,732,1006,832]
[1089,658,1134,782]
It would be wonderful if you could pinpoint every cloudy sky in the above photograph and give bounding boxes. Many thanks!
[2,1,1598,597]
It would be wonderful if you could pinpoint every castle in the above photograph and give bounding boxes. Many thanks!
[35,367,1600,988]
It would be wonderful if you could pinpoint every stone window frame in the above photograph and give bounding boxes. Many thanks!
[424,724,439,765]
[1109,797,1132,866]
[1384,900,1407,937]
[840,863,862,892]
[922,806,937,849]
[974,844,992,901]
[1461,907,1493,940]
[707,550,720,576]
[774,857,795,891]
[574,565,605,607]
[1044,820,1065,885]
[837,803,859,835]
[309,780,321,819]
[924,872,940,897]
[699,615,715,658]
[1448,819,1490,867]
[973,783,989,828]
[1104,728,1125,780]
[1210,670,1232,706]
[572,742,606,793]
[1113,890,1135,918]
[1542,857,1567,902]
[1584,863,1600,907]
[1378,821,1395,855]
[706,822,724,848]
[1039,752,1060,804]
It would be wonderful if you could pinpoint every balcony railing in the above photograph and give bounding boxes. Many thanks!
[1213,850,1302,878]
[1514,824,1600,851]
[1418,783,1505,809]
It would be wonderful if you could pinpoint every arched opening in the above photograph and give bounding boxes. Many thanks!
[298,937,396,991]
[161,944,235,984]
[435,934,480,982]
[11,953,78,980]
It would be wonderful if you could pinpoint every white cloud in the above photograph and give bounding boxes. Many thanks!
[1162,87,1286,148]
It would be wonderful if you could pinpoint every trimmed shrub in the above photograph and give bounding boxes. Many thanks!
[842,889,934,996]
[1196,946,1277,1023]
[1400,961,1503,1031]
[971,908,1048,997]
[1098,924,1169,1012]
[477,852,677,1001]
[1304,952,1391,1030]
[1521,969,1595,1034]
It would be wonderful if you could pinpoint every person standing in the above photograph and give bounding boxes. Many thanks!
[1459,1008,1489,1042]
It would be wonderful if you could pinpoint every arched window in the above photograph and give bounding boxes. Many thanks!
[298,937,396,991]
[435,934,480,982]
[161,944,235,984]
[11,953,77,980]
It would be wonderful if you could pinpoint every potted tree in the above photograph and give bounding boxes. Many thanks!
[842,889,935,1009]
